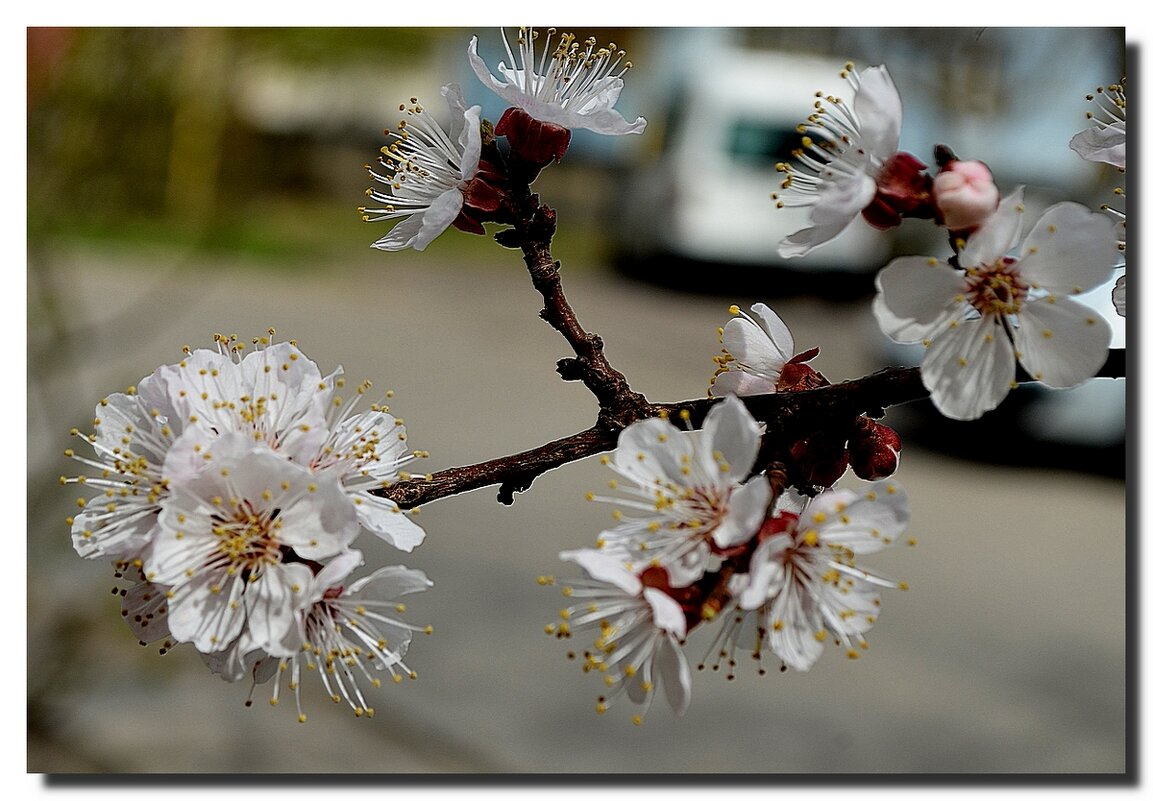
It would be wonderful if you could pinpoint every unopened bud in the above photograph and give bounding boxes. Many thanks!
[495,106,572,165]
[789,432,850,489]
[933,160,999,231]
[847,418,902,480]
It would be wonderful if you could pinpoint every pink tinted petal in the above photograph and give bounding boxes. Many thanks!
[1016,298,1112,388]
[960,186,1026,269]
[873,256,967,343]
[921,316,1016,420]
[1018,203,1118,295]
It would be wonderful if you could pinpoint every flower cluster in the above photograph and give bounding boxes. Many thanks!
[775,61,1122,422]
[365,27,645,251]
[542,396,912,723]
[63,332,433,721]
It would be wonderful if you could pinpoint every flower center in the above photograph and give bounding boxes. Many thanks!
[964,258,1028,317]
[212,501,282,578]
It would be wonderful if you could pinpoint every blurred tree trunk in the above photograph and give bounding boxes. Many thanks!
[165,27,233,230]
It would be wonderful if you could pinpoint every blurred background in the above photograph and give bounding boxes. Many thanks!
[28,27,1126,774]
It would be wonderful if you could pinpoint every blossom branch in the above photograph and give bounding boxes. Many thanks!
[375,349,1123,511]
[498,176,650,429]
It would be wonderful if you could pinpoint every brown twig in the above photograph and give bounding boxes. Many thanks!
[377,366,930,509]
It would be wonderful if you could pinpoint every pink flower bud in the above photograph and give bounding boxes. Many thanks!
[933,160,999,231]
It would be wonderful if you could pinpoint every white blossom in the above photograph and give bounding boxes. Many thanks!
[1070,79,1126,169]
[362,84,483,251]
[590,396,768,586]
[775,63,905,258]
[468,27,646,136]
[244,550,434,722]
[711,302,823,397]
[874,188,1116,420]
[737,483,910,672]
[157,335,428,552]
[545,549,691,725]
[146,434,360,656]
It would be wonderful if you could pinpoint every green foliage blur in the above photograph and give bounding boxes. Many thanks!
[27,28,457,262]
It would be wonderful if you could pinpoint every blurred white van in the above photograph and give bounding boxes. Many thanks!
[611,48,892,274]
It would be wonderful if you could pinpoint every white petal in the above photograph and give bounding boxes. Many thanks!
[310,550,364,599]
[1015,298,1112,388]
[712,476,770,549]
[738,534,789,610]
[351,492,427,552]
[711,370,778,397]
[241,562,314,658]
[768,579,824,672]
[854,65,902,158]
[748,303,795,360]
[560,548,642,595]
[873,256,967,343]
[347,564,433,601]
[1113,275,1126,317]
[571,107,647,136]
[701,396,761,482]
[778,172,876,259]
[1070,122,1126,169]
[921,315,1016,420]
[959,186,1025,268]
[644,587,687,639]
[166,571,246,653]
[613,417,689,488]
[655,637,692,716]
[467,36,517,104]
[457,104,483,180]
[1018,203,1118,295]
[810,483,910,555]
[411,189,465,251]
